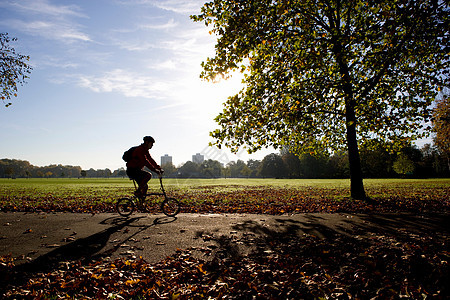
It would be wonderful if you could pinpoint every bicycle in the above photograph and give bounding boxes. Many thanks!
[116,174,180,217]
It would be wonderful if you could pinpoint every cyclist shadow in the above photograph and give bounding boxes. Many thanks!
[98,215,178,253]
[100,215,176,226]
[0,214,179,294]
[25,215,176,270]
[4,216,147,287]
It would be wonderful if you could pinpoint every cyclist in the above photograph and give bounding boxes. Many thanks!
[126,136,164,199]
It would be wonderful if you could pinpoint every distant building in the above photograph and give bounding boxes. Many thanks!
[161,154,172,166]
[192,153,204,164]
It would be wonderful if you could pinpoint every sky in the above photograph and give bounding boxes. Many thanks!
[0,0,275,170]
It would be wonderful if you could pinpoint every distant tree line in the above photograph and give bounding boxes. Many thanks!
[165,141,448,179]
[171,143,447,179]
[0,160,126,179]
[2,142,447,179]
[0,160,80,178]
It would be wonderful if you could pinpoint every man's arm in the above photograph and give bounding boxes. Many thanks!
[144,152,162,173]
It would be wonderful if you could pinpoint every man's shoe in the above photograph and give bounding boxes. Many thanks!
[134,190,145,200]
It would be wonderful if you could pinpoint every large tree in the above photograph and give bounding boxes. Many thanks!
[259,153,288,178]
[432,94,450,171]
[192,0,449,199]
[1,33,32,107]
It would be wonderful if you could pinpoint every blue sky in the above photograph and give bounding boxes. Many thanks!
[0,0,275,170]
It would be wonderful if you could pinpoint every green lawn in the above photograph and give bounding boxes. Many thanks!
[0,177,448,214]
[1,176,448,187]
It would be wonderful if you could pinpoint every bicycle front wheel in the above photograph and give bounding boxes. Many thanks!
[116,197,135,217]
[161,197,180,217]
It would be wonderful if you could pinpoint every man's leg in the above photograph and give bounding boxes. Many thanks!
[137,171,152,197]
[128,168,151,199]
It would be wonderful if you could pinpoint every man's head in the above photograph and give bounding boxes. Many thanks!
[143,136,155,149]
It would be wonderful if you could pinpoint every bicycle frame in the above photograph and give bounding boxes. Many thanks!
[117,173,180,217]
[132,173,167,199]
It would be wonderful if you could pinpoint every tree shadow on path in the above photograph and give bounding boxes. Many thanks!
[203,213,449,298]
[0,215,177,294]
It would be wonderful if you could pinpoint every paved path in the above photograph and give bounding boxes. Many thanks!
[1,212,448,267]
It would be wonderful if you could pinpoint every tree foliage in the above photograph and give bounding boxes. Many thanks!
[433,94,450,152]
[259,153,288,178]
[201,159,223,178]
[0,33,33,107]
[192,0,449,199]
[432,93,450,171]
[393,153,415,176]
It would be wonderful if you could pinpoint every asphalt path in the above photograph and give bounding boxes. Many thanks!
[1,212,448,270]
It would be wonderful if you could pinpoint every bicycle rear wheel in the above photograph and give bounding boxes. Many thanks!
[116,197,135,217]
[161,197,180,217]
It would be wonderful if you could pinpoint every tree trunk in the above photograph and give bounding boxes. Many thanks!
[345,103,366,200]
[333,39,367,199]
[447,153,450,173]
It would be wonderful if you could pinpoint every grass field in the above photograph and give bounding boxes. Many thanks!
[0,177,449,214]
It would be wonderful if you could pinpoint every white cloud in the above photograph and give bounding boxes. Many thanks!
[35,55,79,70]
[60,31,90,42]
[108,20,178,52]
[0,0,86,18]
[119,0,204,15]
[148,59,178,70]
[140,18,178,30]
[114,40,158,52]
[158,27,216,73]
[3,19,91,43]
[152,0,204,14]
[0,0,90,44]
[78,69,173,99]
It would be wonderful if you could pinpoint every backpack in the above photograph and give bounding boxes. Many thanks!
[122,146,138,162]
